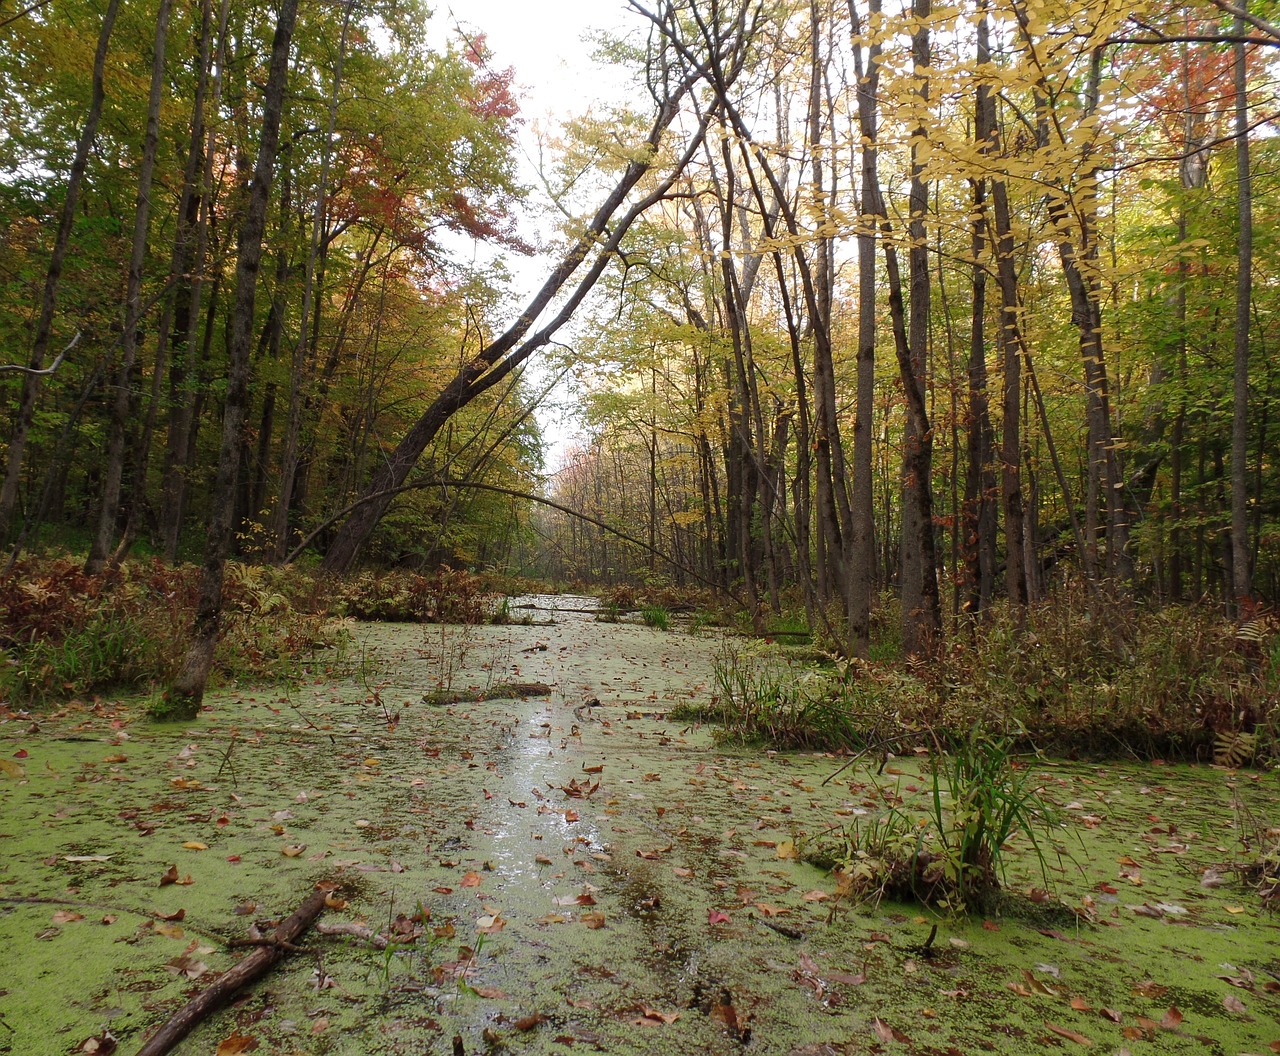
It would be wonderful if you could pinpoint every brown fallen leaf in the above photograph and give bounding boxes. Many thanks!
[51,910,84,924]
[580,911,606,929]
[79,1034,117,1054]
[460,871,483,887]
[1223,994,1247,1014]
[215,1033,259,1055]
[1132,980,1168,999]
[280,844,306,857]
[754,902,788,917]
[1159,1006,1183,1030]
[154,908,185,922]
[1044,1020,1092,1046]
[828,971,867,986]
[310,1017,330,1035]
[1070,997,1091,1012]
[1022,969,1058,996]
[1100,1008,1123,1024]
[872,1018,911,1043]
[472,986,508,1000]
[515,1013,547,1031]
[633,1005,680,1026]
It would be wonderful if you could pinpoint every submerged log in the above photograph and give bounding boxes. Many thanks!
[134,881,337,1056]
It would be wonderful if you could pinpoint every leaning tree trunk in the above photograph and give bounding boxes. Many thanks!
[169,0,300,708]
[0,0,120,542]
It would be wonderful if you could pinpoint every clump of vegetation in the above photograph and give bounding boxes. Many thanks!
[676,641,865,750]
[0,556,337,706]
[826,729,1060,916]
[332,566,501,624]
[640,604,670,630]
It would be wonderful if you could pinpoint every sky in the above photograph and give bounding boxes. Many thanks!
[424,1,644,470]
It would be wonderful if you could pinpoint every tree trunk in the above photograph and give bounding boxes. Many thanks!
[170,0,301,707]
[0,0,120,542]
[85,0,174,574]
[1231,7,1253,608]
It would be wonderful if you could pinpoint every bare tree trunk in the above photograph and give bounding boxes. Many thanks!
[898,0,941,657]
[85,0,174,573]
[1231,7,1253,608]
[170,0,300,708]
[0,0,120,542]
[848,0,880,658]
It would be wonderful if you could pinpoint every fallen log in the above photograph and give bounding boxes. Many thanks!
[134,881,337,1056]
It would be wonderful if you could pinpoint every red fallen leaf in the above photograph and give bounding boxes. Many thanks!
[225,855,241,864]
[1044,1021,1092,1046]
[460,872,483,888]
[215,1033,259,1055]
[14,749,29,758]
[1160,1006,1183,1030]
[1269,1042,1280,1053]
[515,1013,547,1031]
[708,909,731,925]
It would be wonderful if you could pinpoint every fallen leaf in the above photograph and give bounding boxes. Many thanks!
[632,1005,679,1026]
[534,913,567,925]
[472,986,508,999]
[79,1034,117,1054]
[801,890,829,902]
[673,867,694,878]
[460,872,483,888]
[154,908,186,922]
[159,865,179,887]
[580,911,606,929]
[0,758,25,779]
[1070,997,1091,1012]
[515,1013,547,1031]
[708,909,731,925]
[828,971,867,986]
[1160,1007,1183,1030]
[754,902,788,917]
[281,844,306,857]
[1132,980,1168,999]
[1044,1021,1092,1046]
[1223,994,1247,1014]
[51,910,84,925]
[215,1032,258,1054]
[154,923,185,939]
[181,841,208,851]
[310,1018,329,1035]
[1100,1009,1123,1024]
[775,839,799,860]
[872,1018,911,1043]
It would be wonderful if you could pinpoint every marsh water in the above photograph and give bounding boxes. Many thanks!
[0,597,1277,1055]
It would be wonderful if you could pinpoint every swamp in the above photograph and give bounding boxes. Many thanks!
[1,597,1277,1055]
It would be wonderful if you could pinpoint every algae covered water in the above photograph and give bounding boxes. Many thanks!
[1,598,1277,1054]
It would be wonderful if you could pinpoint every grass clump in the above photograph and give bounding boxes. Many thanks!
[825,728,1060,916]
[640,604,670,631]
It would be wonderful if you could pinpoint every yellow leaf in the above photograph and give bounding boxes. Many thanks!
[182,841,208,851]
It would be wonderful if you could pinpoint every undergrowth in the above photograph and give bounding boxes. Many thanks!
[689,589,1280,763]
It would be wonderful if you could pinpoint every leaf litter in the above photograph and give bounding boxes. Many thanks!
[0,594,1277,1054]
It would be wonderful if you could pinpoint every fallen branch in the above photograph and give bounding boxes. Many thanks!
[134,881,337,1056]
[315,920,389,950]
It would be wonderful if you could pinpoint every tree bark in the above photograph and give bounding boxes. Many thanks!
[135,883,335,1056]
[170,0,300,706]
[1231,7,1253,608]
[85,0,174,574]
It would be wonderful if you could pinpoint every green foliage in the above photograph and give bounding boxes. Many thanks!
[698,641,864,750]
[640,604,670,630]
[830,730,1059,916]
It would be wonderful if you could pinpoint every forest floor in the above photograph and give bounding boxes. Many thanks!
[1,597,1279,1056]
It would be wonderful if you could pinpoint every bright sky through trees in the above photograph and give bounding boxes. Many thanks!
[431,2,637,468]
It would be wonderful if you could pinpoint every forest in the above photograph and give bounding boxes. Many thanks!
[1,0,1278,687]
[3,4,1280,1052]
